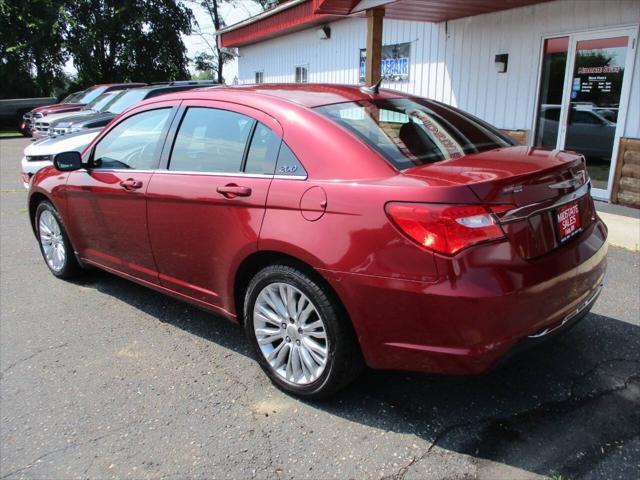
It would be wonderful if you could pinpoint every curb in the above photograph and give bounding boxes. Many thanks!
[598,211,640,252]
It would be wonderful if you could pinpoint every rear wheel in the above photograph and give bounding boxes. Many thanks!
[244,264,363,398]
[35,201,82,279]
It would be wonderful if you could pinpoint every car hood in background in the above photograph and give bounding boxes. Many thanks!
[31,103,85,114]
[24,128,102,156]
[35,109,96,124]
[51,112,116,129]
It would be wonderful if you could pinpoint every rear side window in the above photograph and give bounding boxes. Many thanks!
[169,107,253,173]
[244,123,280,174]
[315,98,514,170]
[93,108,171,170]
[276,143,307,177]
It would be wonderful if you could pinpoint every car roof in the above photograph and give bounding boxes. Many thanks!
[135,84,210,95]
[146,83,411,109]
[94,82,147,88]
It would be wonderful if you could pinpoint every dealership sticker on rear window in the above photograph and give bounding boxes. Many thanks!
[556,202,582,242]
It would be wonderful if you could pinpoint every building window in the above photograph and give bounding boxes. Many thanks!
[295,65,308,83]
[255,71,264,84]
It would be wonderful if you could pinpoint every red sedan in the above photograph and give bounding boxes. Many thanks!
[28,84,608,398]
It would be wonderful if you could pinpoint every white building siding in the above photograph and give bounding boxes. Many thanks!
[237,0,639,137]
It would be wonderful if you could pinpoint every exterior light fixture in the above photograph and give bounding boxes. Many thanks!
[495,54,508,73]
[317,25,331,40]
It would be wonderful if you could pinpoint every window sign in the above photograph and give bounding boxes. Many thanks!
[359,42,411,82]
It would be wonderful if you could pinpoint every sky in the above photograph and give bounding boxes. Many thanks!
[182,0,263,83]
[63,0,263,84]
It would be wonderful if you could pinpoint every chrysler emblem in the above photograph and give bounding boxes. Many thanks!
[548,171,587,189]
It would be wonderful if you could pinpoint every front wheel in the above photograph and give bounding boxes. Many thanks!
[244,264,363,399]
[35,201,82,279]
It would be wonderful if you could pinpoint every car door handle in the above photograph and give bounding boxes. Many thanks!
[120,178,143,190]
[216,184,252,198]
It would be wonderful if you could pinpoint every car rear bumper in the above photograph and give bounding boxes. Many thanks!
[320,217,608,375]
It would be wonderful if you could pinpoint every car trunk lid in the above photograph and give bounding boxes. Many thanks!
[403,146,596,259]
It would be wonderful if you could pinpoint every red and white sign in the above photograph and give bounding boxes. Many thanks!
[556,202,582,242]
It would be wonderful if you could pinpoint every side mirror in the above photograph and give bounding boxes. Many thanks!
[53,151,83,171]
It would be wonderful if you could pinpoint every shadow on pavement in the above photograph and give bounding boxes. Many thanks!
[73,269,640,479]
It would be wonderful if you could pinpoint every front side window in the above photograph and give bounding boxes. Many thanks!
[169,107,253,173]
[93,108,171,170]
[295,65,308,83]
[315,98,513,170]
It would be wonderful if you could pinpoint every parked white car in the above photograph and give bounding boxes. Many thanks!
[21,128,100,188]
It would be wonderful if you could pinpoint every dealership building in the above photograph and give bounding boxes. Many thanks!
[219,0,640,205]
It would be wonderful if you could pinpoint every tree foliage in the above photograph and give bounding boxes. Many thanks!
[65,0,193,87]
[0,0,67,98]
[0,0,194,98]
[189,0,236,84]
[254,0,285,9]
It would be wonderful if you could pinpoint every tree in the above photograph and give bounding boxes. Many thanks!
[253,0,285,9]
[189,0,285,84]
[188,0,236,84]
[0,0,67,98]
[64,0,193,86]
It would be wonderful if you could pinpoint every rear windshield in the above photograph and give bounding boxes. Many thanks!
[315,98,514,170]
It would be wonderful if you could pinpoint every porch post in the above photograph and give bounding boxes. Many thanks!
[365,8,384,86]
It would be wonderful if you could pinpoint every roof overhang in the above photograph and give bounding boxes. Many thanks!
[218,0,551,48]
[218,0,343,48]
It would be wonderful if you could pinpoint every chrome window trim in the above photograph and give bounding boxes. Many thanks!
[76,168,308,180]
[82,168,157,174]
[273,174,307,180]
[499,181,591,224]
[159,170,273,179]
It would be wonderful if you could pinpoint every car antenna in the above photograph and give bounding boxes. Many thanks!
[360,77,383,95]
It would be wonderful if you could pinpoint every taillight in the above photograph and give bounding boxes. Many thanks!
[385,203,512,256]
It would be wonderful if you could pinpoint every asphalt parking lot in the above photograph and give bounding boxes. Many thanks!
[1,136,639,479]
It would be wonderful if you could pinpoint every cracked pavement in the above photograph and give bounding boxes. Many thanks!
[1,137,639,479]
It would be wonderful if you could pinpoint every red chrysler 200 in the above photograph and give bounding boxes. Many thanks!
[28,84,608,398]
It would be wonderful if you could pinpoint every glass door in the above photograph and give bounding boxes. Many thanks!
[533,27,638,200]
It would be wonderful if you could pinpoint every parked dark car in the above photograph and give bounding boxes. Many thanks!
[28,84,607,398]
[48,82,216,136]
[0,97,57,131]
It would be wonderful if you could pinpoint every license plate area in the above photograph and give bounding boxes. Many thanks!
[556,201,582,243]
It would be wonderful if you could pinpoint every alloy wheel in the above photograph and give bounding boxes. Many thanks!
[253,282,329,385]
[39,210,66,272]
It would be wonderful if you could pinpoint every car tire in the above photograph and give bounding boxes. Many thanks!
[244,264,363,399]
[35,201,83,279]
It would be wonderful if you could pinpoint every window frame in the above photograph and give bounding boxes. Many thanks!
[166,106,257,174]
[157,100,296,179]
[86,102,178,172]
[295,64,308,84]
